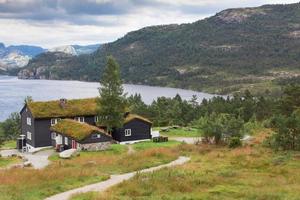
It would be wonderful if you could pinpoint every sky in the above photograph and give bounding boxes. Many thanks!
[0,0,299,48]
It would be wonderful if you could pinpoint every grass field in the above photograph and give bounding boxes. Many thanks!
[0,140,16,150]
[72,129,300,200]
[154,127,203,137]
[0,142,179,200]
[0,156,21,168]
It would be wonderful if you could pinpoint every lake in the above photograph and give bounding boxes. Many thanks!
[0,76,218,121]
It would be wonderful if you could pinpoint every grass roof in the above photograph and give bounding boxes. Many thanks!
[50,119,109,141]
[27,98,98,119]
[125,114,152,124]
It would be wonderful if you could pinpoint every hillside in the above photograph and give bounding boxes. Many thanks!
[18,3,300,94]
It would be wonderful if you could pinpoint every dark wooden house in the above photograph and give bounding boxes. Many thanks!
[112,114,152,144]
[50,119,113,151]
[20,98,152,151]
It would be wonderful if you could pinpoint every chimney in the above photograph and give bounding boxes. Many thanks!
[59,98,67,108]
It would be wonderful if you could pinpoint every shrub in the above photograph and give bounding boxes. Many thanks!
[229,137,242,148]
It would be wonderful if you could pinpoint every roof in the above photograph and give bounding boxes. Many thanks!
[27,98,98,119]
[124,114,152,124]
[50,119,109,141]
[25,97,152,125]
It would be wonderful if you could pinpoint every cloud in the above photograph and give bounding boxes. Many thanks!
[0,0,298,47]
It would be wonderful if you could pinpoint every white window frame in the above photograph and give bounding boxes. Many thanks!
[92,134,101,139]
[27,117,31,126]
[64,137,68,145]
[94,116,99,123]
[125,129,131,137]
[27,131,32,140]
[51,132,57,140]
[74,117,85,123]
[51,118,61,126]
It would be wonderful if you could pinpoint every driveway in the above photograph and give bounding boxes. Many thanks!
[0,149,54,169]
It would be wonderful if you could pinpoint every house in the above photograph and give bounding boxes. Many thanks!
[20,98,152,151]
[50,119,112,151]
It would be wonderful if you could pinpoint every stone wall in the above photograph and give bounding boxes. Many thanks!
[80,142,111,151]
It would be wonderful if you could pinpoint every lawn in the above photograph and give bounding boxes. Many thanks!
[0,140,16,150]
[0,156,21,168]
[72,129,300,200]
[0,142,179,200]
[155,127,203,137]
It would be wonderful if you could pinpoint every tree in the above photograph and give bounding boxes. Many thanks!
[97,56,126,133]
[269,110,300,150]
[0,112,21,140]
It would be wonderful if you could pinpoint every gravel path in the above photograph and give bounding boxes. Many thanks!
[0,149,54,169]
[170,137,202,144]
[45,156,190,200]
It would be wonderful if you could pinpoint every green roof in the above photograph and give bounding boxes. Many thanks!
[26,97,152,124]
[50,119,109,141]
[27,98,98,119]
[125,114,152,124]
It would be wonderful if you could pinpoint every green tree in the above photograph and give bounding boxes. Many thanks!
[97,56,126,133]
[0,112,21,140]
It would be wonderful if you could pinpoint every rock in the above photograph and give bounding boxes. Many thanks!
[59,149,78,159]
[160,127,169,132]
[23,161,32,167]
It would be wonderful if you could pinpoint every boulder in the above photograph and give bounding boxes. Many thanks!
[23,161,32,167]
[59,149,78,159]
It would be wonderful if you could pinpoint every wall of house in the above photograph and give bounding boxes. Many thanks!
[34,119,52,147]
[81,132,112,144]
[80,141,111,151]
[112,119,152,142]
[21,106,35,147]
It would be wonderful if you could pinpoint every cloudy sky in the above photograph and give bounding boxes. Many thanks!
[0,0,298,48]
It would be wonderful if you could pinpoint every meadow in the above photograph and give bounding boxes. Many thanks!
[72,129,300,200]
[0,143,180,200]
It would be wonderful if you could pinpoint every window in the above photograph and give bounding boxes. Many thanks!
[51,132,57,139]
[94,116,99,123]
[92,134,101,139]
[51,118,61,126]
[27,131,32,140]
[27,117,31,126]
[125,129,131,137]
[64,137,68,145]
[74,117,85,123]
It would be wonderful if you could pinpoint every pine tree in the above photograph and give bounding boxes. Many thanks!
[97,56,126,133]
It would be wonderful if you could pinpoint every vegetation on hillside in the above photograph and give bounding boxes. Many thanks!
[18,3,300,94]
[73,142,300,200]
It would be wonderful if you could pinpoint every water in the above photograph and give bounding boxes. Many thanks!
[0,76,217,121]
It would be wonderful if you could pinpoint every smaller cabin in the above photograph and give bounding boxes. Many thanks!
[113,114,152,144]
[50,119,113,151]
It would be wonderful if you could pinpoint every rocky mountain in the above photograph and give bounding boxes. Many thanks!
[0,43,45,72]
[18,3,300,94]
[48,44,100,56]
[0,43,100,74]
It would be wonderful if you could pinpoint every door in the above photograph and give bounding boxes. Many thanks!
[71,140,77,149]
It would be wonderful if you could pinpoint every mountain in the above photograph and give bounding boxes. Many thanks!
[48,44,100,55]
[0,44,46,72]
[18,3,300,94]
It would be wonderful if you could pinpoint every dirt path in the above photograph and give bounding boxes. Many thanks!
[45,156,190,200]
[169,137,202,144]
[127,145,136,155]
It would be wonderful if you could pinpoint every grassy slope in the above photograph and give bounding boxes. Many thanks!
[72,129,300,200]
[0,157,21,168]
[154,127,203,137]
[0,140,16,150]
[0,143,179,200]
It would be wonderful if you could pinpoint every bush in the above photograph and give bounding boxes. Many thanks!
[229,137,242,148]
